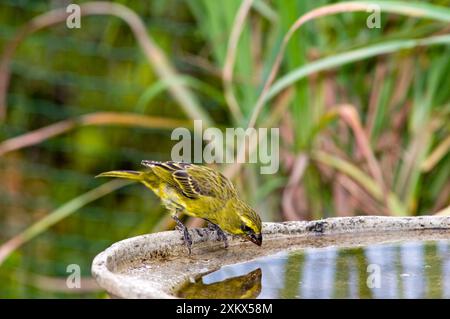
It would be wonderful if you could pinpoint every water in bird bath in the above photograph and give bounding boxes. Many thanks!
[177,240,450,299]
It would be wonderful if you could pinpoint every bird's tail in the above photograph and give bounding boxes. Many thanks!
[96,170,144,181]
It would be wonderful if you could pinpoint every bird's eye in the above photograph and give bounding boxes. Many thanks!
[241,225,253,233]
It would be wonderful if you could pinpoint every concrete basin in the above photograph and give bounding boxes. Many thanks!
[91,216,450,298]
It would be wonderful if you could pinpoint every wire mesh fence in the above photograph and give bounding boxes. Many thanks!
[1,0,449,298]
[0,0,192,297]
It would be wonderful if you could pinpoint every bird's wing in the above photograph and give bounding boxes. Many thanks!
[142,161,232,199]
[141,161,210,199]
[172,170,203,199]
[178,164,235,199]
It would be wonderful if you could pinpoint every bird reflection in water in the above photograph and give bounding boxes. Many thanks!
[177,268,262,299]
[177,240,450,299]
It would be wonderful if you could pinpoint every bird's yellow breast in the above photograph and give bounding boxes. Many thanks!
[152,184,185,212]
[150,182,223,223]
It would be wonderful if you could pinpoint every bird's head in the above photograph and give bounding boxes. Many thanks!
[226,199,262,246]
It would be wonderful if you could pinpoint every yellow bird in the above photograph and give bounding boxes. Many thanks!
[96,160,262,253]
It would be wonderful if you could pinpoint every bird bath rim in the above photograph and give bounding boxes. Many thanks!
[91,215,450,299]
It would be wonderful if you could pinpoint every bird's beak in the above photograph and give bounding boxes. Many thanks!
[247,233,262,246]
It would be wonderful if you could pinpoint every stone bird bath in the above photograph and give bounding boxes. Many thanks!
[92,216,450,298]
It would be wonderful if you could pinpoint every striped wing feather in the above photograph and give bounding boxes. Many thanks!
[142,161,234,200]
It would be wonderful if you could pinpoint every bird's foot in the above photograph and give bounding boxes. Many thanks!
[173,216,192,254]
[181,228,193,254]
[208,223,229,248]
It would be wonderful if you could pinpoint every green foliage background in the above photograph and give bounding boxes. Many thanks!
[0,0,449,297]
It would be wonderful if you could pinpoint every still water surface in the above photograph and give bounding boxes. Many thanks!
[177,240,450,298]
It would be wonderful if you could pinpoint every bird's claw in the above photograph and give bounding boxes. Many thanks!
[173,215,193,254]
[181,229,192,254]
[208,222,229,248]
